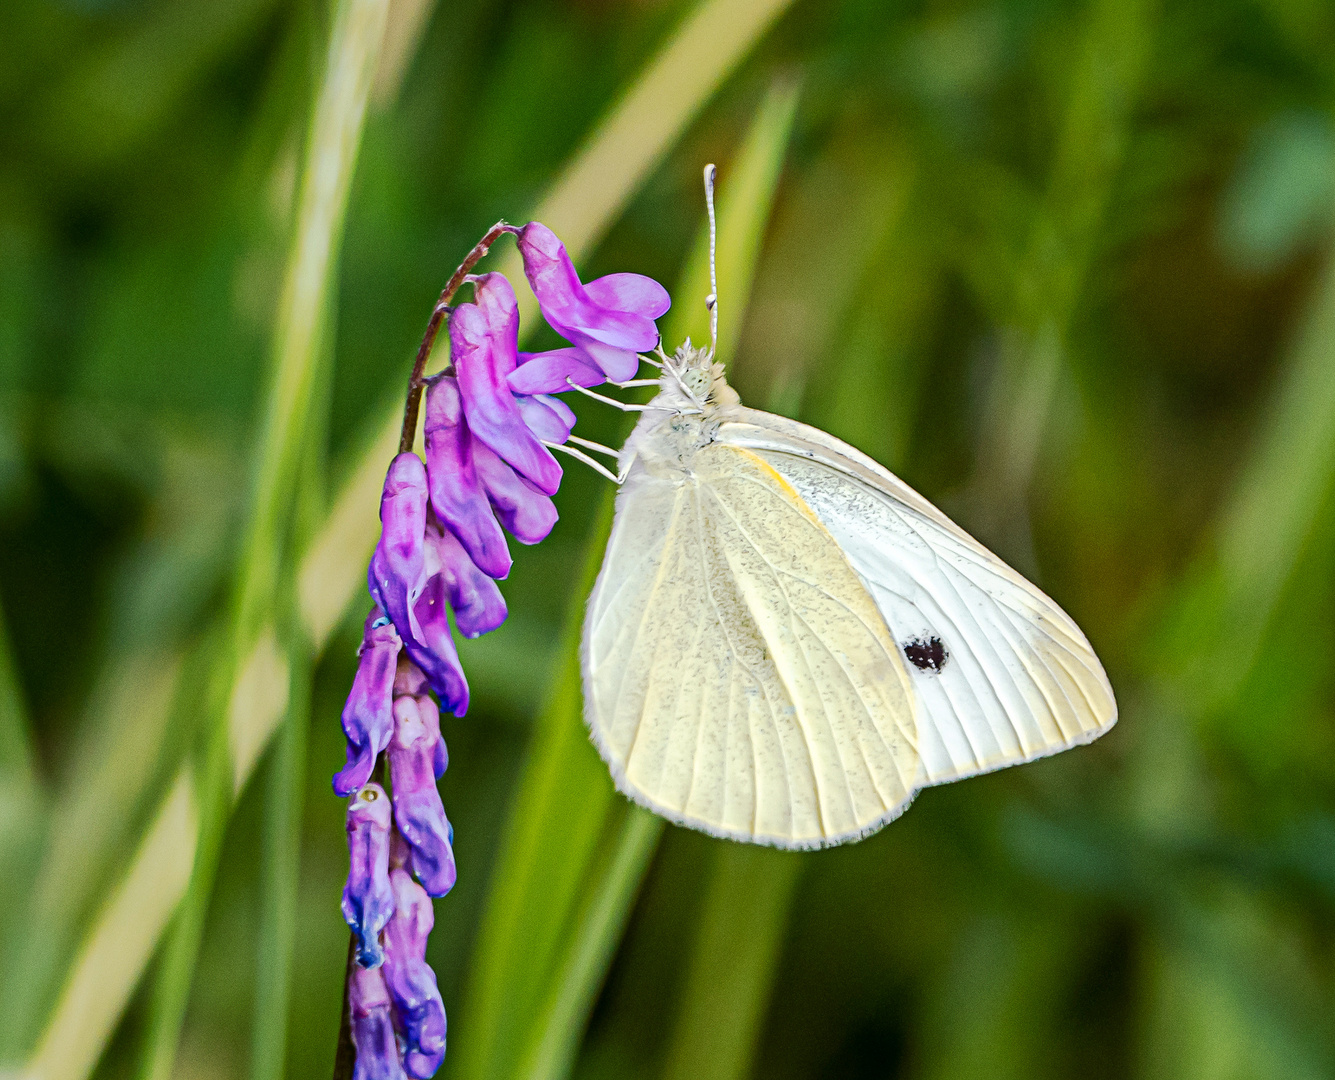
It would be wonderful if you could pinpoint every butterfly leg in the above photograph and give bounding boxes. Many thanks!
[543,440,628,484]
[564,379,651,412]
[567,435,621,458]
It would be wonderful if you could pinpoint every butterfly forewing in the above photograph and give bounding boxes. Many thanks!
[717,407,1117,787]
[582,442,919,848]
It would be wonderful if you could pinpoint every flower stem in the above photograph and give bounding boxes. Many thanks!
[398,221,519,454]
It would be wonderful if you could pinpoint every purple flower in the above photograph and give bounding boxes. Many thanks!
[404,567,470,718]
[423,522,506,640]
[350,963,407,1080]
[368,454,429,645]
[369,454,471,714]
[389,694,456,897]
[424,376,560,571]
[513,221,670,385]
[472,440,559,545]
[423,377,512,580]
[451,273,562,496]
[342,784,395,968]
[334,610,401,797]
[508,347,604,395]
[383,867,447,1079]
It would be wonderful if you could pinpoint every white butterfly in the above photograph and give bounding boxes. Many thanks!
[567,169,1115,850]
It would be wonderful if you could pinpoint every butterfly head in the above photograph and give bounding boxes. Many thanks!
[658,338,739,413]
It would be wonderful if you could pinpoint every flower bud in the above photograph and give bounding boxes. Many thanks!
[383,868,447,1079]
[342,784,395,967]
[334,610,401,797]
[350,963,406,1080]
[389,696,456,897]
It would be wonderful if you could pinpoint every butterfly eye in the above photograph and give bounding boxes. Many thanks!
[683,368,708,394]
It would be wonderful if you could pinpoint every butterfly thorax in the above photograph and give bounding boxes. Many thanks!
[619,342,740,478]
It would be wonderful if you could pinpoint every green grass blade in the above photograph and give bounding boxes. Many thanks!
[517,808,665,1080]
[661,846,803,1080]
[0,595,45,1060]
[1196,250,1335,693]
[0,595,35,793]
[456,74,802,1080]
[248,614,313,1080]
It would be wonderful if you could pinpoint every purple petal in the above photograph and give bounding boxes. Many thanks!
[473,441,558,545]
[561,328,642,383]
[517,223,662,354]
[404,572,469,717]
[538,394,577,432]
[584,272,671,319]
[368,454,429,647]
[515,394,575,444]
[452,275,562,495]
[424,524,507,639]
[342,784,395,968]
[383,868,448,1079]
[424,378,511,580]
[509,348,605,395]
[392,666,447,777]
[390,695,457,897]
[515,221,587,324]
[402,689,448,780]
[350,964,407,1080]
[334,611,401,797]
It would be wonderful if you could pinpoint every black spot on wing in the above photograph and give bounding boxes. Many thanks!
[903,636,948,673]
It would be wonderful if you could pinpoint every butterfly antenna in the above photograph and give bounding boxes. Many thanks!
[704,163,719,360]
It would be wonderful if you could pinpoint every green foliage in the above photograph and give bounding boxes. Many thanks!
[4,1,1335,1080]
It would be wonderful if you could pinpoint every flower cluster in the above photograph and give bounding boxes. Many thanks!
[335,222,668,1080]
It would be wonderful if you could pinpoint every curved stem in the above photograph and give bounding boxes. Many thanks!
[399,221,519,453]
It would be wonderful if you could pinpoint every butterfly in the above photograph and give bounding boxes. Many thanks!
[571,170,1116,850]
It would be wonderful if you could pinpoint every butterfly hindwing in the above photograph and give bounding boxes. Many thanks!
[582,442,919,848]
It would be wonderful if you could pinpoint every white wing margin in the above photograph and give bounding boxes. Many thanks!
[718,406,1117,787]
[581,443,919,848]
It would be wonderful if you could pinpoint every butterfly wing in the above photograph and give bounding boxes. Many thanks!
[717,406,1117,788]
[582,442,919,848]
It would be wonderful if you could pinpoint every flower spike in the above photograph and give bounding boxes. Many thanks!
[337,217,672,1079]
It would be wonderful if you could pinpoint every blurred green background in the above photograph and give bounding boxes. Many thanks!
[4,0,1335,1078]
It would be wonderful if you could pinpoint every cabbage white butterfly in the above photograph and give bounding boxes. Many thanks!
[573,167,1116,849]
